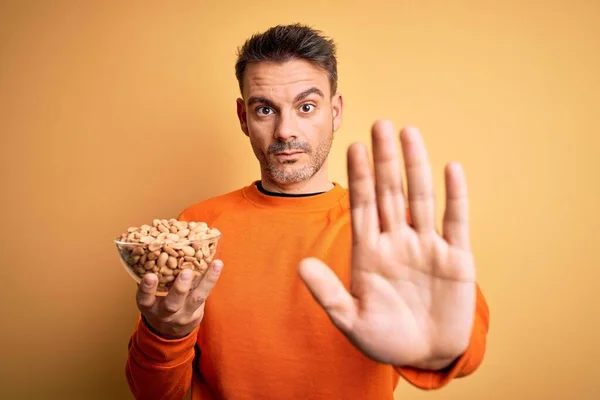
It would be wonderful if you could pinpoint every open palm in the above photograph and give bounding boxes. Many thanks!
[299,121,477,370]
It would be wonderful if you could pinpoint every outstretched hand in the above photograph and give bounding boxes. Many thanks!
[298,121,476,371]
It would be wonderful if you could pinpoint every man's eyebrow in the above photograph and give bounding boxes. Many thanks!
[247,96,275,107]
[246,87,325,107]
[294,87,324,103]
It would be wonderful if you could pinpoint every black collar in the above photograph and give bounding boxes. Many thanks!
[255,181,325,197]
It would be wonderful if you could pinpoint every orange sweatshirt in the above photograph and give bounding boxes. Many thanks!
[126,181,490,400]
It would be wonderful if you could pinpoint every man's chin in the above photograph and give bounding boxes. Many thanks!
[267,169,312,185]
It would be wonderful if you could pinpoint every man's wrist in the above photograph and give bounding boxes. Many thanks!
[141,315,166,338]
[141,315,197,341]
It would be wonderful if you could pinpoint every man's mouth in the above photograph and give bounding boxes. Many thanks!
[273,151,304,161]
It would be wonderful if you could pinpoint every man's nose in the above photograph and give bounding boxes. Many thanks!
[274,110,297,140]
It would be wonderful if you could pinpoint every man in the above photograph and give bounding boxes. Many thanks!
[126,23,490,400]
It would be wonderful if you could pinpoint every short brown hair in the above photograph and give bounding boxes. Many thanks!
[235,23,338,96]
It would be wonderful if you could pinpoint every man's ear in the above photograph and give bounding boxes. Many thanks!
[332,93,343,133]
[236,98,249,137]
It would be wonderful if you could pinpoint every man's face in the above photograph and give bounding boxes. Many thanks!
[236,59,343,186]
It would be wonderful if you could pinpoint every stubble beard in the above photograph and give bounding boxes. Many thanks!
[252,127,334,185]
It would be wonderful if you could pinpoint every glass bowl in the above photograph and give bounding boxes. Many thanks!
[114,219,222,295]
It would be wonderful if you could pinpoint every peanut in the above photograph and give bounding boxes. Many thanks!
[116,219,221,293]
[177,221,188,230]
[140,236,154,244]
[160,266,173,276]
[163,245,178,257]
[148,242,162,252]
[167,256,178,268]
[182,246,195,257]
[144,260,156,271]
[167,233,180,242]
[157,252,169,268]
[170,242,185,250]
[177,228,190,238]
[181,262,194,270]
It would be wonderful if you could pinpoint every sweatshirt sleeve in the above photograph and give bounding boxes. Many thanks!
[125,315,200,400]
[394,283,490,390]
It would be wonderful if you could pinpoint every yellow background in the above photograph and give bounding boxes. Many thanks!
[1,1,598,399]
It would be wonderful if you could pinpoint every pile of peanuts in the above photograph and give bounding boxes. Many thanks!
[117,218,221,292]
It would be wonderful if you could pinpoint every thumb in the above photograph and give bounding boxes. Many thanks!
[298,257,357,333]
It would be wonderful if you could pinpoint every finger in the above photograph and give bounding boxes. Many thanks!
[298,257,357,334]
[347,142,380,245]
[442,162,471,251]
[136,273,158,312]
[185,259,224,312]
[371,120,406,232]
[161,269,195,314]
[401,126,436,232]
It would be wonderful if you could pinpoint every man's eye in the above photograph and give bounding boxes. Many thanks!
[257,106,274,115]
[300,104,315,113]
